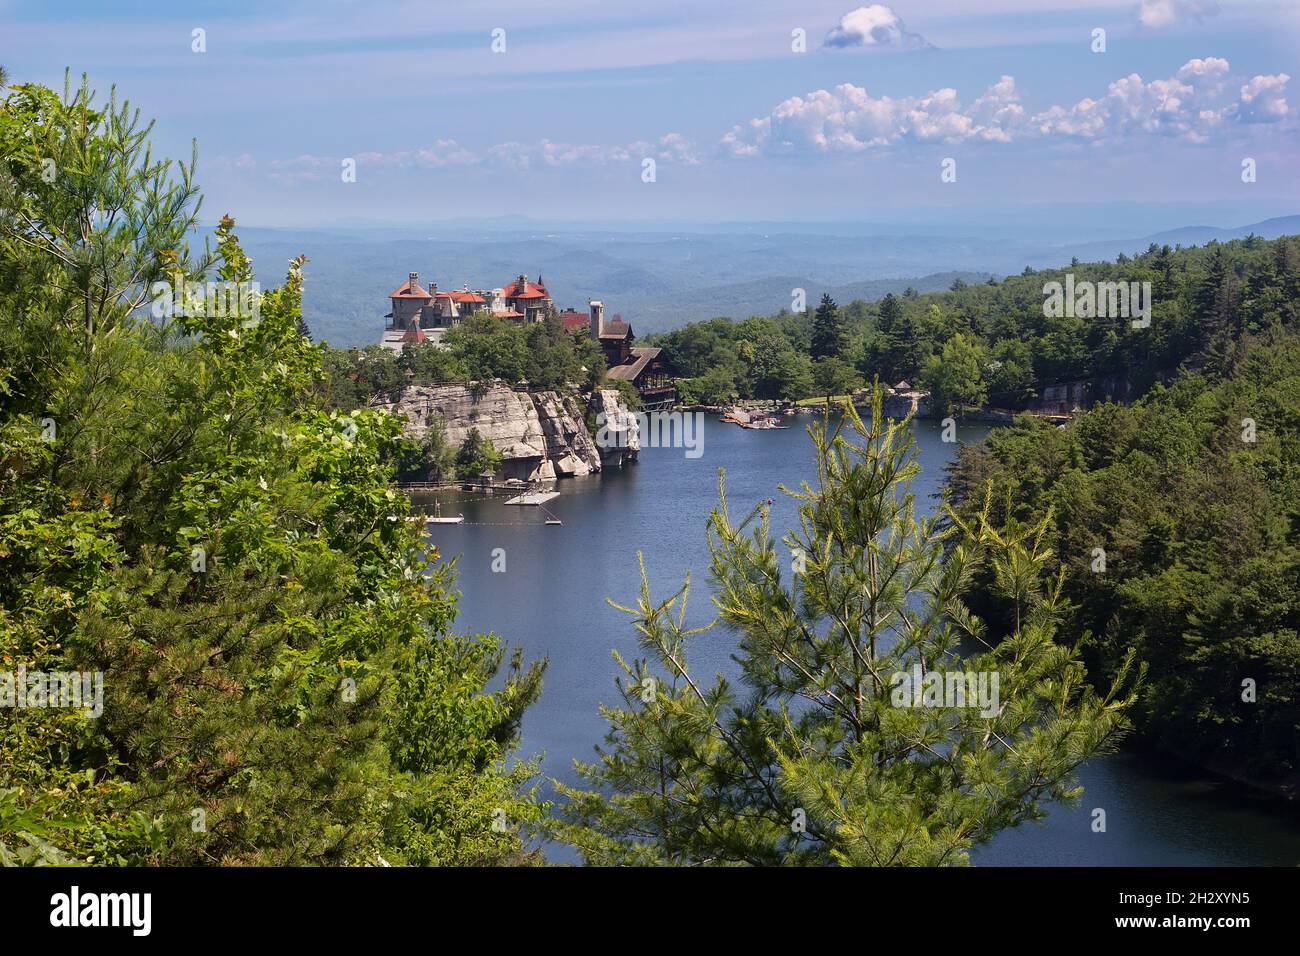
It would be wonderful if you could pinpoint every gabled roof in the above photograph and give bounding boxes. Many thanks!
[452,289,485,303]
[605,347,662,382]
[390,277,430,299]
[599,318,633,340]
[501,275,549,300]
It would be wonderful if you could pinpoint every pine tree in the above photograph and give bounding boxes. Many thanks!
[877,292,902,332]
[0,73,545,866]
[556,386,1139,865]
[810,293,845,361]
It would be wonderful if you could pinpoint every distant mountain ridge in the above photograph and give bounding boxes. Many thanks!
[234,214,1298,348]
[1027,215,1300,269]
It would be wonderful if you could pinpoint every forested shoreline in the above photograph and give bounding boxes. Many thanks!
[653,237,1299,413]
[654,235,1300,793]
[947,330,1300,793]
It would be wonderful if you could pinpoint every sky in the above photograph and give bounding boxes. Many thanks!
[1,0,1297,227]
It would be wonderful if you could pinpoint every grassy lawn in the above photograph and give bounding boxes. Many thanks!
[794,394,855,406]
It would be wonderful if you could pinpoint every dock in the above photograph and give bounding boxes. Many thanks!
[504,491,560,506]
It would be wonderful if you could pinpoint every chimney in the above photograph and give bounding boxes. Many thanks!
[408,272,419,293]
[589,299,605,339]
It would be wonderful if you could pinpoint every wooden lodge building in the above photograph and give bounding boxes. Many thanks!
[382,272,675,408]
[561,300,676,410]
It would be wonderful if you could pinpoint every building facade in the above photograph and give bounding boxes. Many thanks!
[381,271,554,352]
[379,273,676,407]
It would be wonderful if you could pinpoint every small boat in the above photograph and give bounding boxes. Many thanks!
[541,505,562,526]
[741,416,788,430]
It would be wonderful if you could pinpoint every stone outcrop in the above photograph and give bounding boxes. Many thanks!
[589,388,640,469]
[378,380,629,481]
[531,390,600,477]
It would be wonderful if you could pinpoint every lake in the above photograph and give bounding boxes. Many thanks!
[416,413,1300,866]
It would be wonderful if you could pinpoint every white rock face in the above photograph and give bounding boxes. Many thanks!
[377,380,625,477]
[589,388,640,467]
[531,390,602,473]
[381,382,547,459]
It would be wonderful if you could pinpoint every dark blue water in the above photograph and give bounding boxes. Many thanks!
[417,415,1300,865]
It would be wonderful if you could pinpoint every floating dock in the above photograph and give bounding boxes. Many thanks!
[426,514,465,524]
[504,491,560,506]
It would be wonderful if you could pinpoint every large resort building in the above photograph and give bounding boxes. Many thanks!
[381,271,549,351]
[381,271,675,407]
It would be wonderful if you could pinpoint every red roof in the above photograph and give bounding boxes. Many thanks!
[390,278,431,299]
[401,328,426,343]
[559,309,588,333]
[452,290,485,303]
[501,275,549,300]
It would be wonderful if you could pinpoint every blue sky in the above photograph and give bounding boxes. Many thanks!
[2,0,1296,226]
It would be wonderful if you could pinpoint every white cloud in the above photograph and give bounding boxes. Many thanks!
[724,58,1292,156]
[1239,73,1292,123]
[647,132,702,165]
[824,5,932,49]
[357,139,479,169]
[1135,0,1220,30]
[492,135,699,170]
[259,133,699,181]
[1037,59,1289,143]
[723,76,1025,155]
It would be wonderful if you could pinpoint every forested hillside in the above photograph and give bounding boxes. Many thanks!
[948,329,1300,790]
[653,237,1300,409]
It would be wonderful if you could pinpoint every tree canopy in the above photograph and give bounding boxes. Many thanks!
[0,73,545,865]
[556,388,1137,864]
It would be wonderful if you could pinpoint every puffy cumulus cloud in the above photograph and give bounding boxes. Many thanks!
[824,5,931,50]
[646,132,702,165]
[722,76,1025,156]
[1136,0,1220,29]
[1035,58,1290,143]
[725,58,1292,157]
[1239,73,1292,123]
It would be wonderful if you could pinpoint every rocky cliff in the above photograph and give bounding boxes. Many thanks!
[378,380,633,482]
